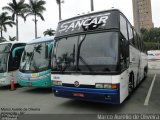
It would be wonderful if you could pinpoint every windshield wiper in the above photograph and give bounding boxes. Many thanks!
[79,55,93,72]
[76,35,93,72]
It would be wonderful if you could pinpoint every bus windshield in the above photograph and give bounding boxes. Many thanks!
[0,53,8,72]
[0,43,12,73]
[20,42,49,72]
[52,32,119,73]
[0,43,12,53]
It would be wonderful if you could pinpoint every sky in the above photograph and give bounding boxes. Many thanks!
[0,0,160,42]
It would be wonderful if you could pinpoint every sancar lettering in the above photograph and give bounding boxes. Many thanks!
[58,13,111,33]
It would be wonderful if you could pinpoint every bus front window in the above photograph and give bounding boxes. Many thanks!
[0,43,12,73]
[20,43,49,72]
[0,54,8,72]
[78,32,118,72]
[52,32,119,73]
[52,36,78,71]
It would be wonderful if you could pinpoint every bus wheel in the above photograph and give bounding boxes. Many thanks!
[144,68,148,79]
[129,74,134,95]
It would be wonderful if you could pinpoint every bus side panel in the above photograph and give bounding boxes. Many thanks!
[129,45,141,87]
[0,73,10,86]
[121,70,129,103]
[7,71,18,84]
[112,70,129,103]
[140,52,148,81]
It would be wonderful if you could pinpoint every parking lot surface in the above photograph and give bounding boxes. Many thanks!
[0,69,159,116]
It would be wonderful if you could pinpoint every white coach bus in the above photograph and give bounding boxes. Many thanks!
[51,9,148,104]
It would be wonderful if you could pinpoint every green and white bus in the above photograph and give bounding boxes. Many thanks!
[18,36,54,88]
[0,41,26,86]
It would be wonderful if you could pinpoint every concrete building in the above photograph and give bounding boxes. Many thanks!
[132,0,154,31]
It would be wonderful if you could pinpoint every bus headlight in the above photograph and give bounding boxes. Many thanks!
[95,83,118,89]
[104,84,112,89]
[95,83,103,88]
[52,81,62,86]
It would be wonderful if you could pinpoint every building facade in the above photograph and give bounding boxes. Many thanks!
[132,0,154,30]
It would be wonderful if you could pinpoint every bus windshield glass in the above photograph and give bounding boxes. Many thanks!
[0,43,12,53]
[0,53,8,72]
[52,32,119,73]
[0,43,12,73]
[20,42,49,72]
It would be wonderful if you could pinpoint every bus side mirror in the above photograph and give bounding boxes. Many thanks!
[12,46,25,58]
[46,43,53,58]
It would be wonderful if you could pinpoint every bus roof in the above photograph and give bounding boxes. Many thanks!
[59,8,121,23]
[0,41,26,45]
[27,36,54,44]
[56,9,121,37]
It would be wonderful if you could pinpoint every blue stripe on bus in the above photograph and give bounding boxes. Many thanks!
[52,86,120,104]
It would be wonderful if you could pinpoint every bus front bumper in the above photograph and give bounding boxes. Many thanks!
[52,86,120,104]
[18,77,51,88]
[0,78,10,86]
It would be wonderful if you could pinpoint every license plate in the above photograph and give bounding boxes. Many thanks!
[32,73,37,78]
[73,93,84,97]
[26,82,32,87]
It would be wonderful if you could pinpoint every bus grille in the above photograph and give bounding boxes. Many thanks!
[62,83,95,88]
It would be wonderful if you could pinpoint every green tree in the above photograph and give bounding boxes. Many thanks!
[0,12,15,38]
[3,0,28,41]
[0,37,7,43]
[141,27,160,50]
[43,28,55,36]
[25,0,46,39]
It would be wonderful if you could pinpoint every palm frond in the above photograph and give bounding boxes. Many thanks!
[2,6,14,13]
[36,13,44,21]
[12,0,17,6]
[56,0,60,4]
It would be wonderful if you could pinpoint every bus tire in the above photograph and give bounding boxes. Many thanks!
[128,73,134,96]
[144,67,148,79]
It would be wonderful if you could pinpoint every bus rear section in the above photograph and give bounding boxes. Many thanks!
[18,36,54,88]
[0,42,26,86]
[51,9,147,104]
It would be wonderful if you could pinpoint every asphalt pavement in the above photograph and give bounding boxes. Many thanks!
[0,69,159,120]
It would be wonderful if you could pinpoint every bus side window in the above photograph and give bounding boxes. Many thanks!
[120,15,128,41]
[127,23,134,46]
[120,34,129,69]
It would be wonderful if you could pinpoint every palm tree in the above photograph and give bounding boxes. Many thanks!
[9,36,16,41]
[3,0,28,41]
[0,12,15,38]
[25,0,46,39]
[90,0,94,11]
[43,28,55,36]
[0,37,7,43]
[56,0,64,20]
[56,0,61,20]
